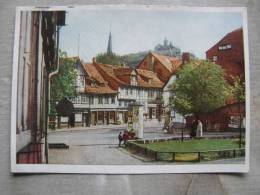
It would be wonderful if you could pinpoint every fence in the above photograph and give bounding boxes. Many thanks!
[127,141,245,162]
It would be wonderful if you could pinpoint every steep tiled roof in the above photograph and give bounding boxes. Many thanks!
[85,85,117,94]
[95,63,126,85]
[151,52,182,73]
[95,63,164,89]
[83,63,106,84]
[81,63,116,95]
[136,69,164,88]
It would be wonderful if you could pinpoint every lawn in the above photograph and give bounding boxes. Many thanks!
[141,138,243,153]
[131,139,244,162]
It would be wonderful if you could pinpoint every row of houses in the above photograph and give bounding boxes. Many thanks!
[62,52,185,127]
[61,27,245,131]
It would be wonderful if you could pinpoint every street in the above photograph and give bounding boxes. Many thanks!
[48,121,169,165]
[48,121,244,165]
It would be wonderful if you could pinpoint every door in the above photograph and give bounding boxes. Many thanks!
[149,108,152,119]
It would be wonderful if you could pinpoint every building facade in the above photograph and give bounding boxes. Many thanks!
[64,58,166,127]
[206,27,244,82]
[186,27,245,131]
[16,11,65,163]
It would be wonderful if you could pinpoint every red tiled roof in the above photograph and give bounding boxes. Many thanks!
[85,85,117,94]
[81,63,117,95]
[136,69,164,88]
[83,63,106,84]
[150,52,182,73]
[95,63,126,86]
[94,63,164,89]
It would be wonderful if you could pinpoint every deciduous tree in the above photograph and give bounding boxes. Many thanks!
[170,60,229,117]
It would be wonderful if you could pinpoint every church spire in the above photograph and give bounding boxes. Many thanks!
[107,30,113,55]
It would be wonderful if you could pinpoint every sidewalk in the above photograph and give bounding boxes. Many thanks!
[49,124,127,133]
[48,119,164,133]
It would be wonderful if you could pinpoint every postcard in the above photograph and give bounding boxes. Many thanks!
[11,5,250,173]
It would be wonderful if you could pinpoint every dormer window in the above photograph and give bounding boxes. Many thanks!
[130,71,137,86]
[91,81,97,87]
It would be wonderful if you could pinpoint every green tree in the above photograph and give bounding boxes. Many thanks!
[230,76,245,103]
[96,53,125,66]
[230,76,245,148]
[170,60,230,117]
[50,50,77,114]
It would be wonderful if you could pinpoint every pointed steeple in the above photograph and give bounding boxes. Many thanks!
[107,30,113,55]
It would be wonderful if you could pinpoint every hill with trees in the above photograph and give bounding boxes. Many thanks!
[95,38,184,67]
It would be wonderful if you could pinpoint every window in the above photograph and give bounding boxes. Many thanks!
[126,88,128,95]
[218,44,232,51]
[212,56,218,62]
[111,97,115,104]
[119,101,122,106]
[130,89,133,95]
[156,91,161,98]
[76,96,81,104]
[82,95,87,103]
[130,75,137,86]
[152,108,156,117]
[90,97,94,105]
[104,97,109,104]
[228,116,241,128]
[98,97,103,104]
[80,76,85,87]
[148,90,154,98]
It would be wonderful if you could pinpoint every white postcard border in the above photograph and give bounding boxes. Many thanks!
[11,5,250,174]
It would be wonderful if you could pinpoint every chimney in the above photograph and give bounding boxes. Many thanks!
[182,52,190,64]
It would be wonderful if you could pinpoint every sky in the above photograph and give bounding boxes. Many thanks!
[59,7,243,62]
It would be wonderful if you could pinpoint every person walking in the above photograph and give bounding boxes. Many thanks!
[118,132,123,147]
[122,131,129,147]
[196,120,203,138]
[190,120,197,138]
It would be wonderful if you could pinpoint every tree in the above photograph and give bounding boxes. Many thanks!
[96,53,125,66]
[170,60,230,117]
[50,50,77,115]
[230,76,245,148]
[230,76,245,103]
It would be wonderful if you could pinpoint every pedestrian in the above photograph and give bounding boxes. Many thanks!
[190,120,197,138]
[122,131,129,147]
[196,120,203,138]
[118,132,123,147]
